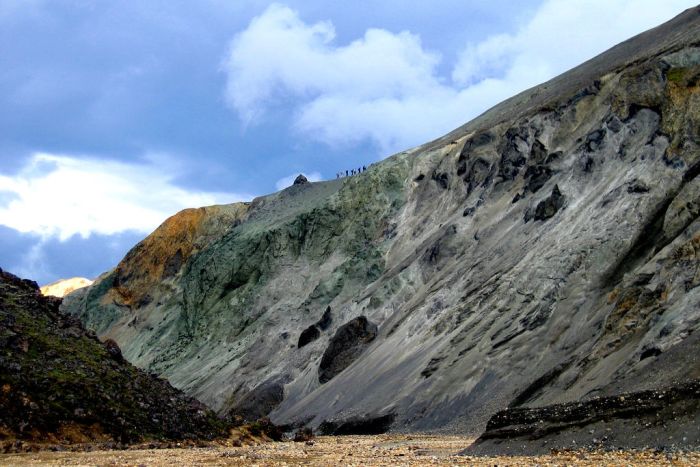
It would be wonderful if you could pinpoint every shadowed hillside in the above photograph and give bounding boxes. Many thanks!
[0,268,227,448]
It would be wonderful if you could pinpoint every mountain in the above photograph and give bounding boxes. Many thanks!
[63,6,700,443]
[0,268,227,447]
[40,277,93,298]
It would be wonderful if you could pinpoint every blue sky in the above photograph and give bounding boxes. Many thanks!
[0,0,696,284]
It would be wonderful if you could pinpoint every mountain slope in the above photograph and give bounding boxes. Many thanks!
[64,7,700,437]
[0,268,226,446]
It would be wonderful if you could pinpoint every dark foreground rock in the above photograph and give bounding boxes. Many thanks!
[463,379,700,456]
[0,268,228,446]
[318,413,396,435]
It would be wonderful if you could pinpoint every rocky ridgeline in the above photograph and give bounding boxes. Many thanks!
[0,268,228,449]
[63,6,700,452]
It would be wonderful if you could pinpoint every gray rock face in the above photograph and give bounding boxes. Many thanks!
[63,7,700,436]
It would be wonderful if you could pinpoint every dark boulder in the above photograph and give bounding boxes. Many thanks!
[318,413,395,435]
[627,180,650,193]
[585,128,607,151]
[230,380,285,422]
[432,171,450,189]
[524,165,553,193]
[317,306,332,331]
[298,325,320,348]
[456,132,493,176]
[498,127,528,181]
[534,185,565,220]
[544,151,563,165]
[298,307,332,348]
[529,139,548,165]
[318,316,377,383]
[526,185,565,222]
[293,174,309,185]
[640,347,662,360]
[462,158,492,194]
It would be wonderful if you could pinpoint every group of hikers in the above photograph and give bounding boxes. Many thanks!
[336,166,367,178]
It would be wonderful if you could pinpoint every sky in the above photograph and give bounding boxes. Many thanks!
[0,0,697,285]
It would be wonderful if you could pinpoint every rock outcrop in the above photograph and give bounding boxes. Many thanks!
[464,379,700,455]
[0,268,227,446]
[63,6,700,441]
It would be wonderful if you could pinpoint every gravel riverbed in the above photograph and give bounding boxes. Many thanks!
[2,434,699,466]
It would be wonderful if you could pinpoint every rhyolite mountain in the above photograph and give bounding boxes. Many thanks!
[40,277,93,298]
[0,268,227,446]
[64,6,700,441]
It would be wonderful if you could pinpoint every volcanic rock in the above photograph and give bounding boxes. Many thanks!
[62,7,700,439]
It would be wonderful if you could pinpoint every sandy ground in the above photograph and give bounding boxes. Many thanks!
[1,434,699,466]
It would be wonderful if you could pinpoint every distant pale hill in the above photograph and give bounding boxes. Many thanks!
[41,277,93,297]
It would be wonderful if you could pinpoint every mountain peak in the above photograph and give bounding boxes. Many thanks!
[40,277,93,298]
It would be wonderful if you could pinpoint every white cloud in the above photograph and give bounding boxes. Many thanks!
[452,0,696,88]
[275,171,322,190]
[223,1,696,155]
[0,153,251,241]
